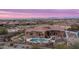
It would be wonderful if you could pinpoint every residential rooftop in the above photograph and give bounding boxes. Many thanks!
[25,25,67,32]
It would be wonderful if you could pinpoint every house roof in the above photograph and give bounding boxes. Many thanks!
[25,25,66,32]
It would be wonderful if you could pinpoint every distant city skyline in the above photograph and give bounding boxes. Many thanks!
[0,9,79,18]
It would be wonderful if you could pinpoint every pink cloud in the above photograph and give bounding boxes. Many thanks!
[0,10,79,18]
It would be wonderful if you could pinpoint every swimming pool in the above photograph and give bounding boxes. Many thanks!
[30,38,49,43]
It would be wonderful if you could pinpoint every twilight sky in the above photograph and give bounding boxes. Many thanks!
[0,9,79,18]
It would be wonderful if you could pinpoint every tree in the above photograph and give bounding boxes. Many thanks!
[0,26,8,35]
[68,24,79,31]
[48,21,54,25]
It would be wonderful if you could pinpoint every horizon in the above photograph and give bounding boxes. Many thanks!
[0,9,79,18]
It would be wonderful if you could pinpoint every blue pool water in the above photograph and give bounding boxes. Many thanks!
[30,38,49,43]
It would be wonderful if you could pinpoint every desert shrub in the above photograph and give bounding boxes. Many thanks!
[0,46,4,49]
[70,42,79,49]
[68,24,79,31]
[48,21,54,25]
[32,45,40,49]
[55,43,67,49]
[0,26,8,35]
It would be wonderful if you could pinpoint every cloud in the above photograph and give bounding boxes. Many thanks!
[0,10,79,18]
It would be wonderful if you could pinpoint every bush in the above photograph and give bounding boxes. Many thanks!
[32,45,40,49]
[55,43,67,49]
[48,21,54,25]
[68,24,79,31]
[0,26,8,35]
[70,42,79,49]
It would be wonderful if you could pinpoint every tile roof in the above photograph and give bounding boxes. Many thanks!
[26,25,66,32]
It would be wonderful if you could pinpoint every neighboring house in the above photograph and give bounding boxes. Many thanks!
[7,28,20,33]
[65,30,79,46]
